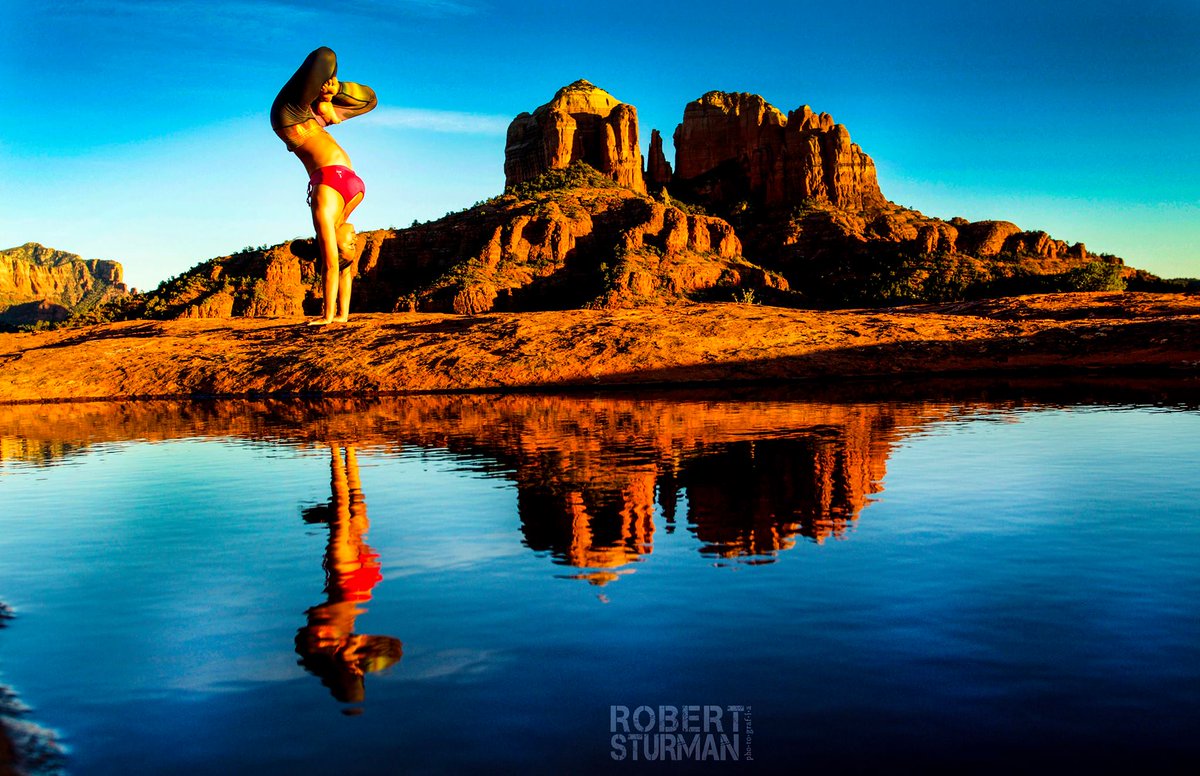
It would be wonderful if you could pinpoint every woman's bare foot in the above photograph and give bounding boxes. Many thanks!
[332,314,350,323]
[306,317,336,327]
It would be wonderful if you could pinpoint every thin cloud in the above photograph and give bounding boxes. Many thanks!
[44,0,479,26]
[270,0,482,18]
[363,108,511,135]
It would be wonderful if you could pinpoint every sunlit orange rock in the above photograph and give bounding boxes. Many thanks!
[0,242,128,325]
[670,91,887,212]
[172,243,310,318]
[955,221,1090,263]
[504,80,646,193]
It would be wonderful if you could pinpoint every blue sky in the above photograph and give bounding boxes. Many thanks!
[2,0,1197,290]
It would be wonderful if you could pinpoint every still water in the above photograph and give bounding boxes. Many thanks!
[1,386,1199,773]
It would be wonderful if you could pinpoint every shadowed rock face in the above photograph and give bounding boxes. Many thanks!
[0,242,128,325]
[646,129,672,191]
[671,92,887,213]
[505,80,646,193]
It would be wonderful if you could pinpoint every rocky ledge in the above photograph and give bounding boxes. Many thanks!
[1,293,1196,403]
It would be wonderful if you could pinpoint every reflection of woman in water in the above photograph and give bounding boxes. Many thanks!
[296,445,401,706]
[270,47,377,325]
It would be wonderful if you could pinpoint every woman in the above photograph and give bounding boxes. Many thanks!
[271,46,377,325]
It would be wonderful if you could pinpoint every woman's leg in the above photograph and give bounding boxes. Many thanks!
[332,195,363,322]
[334,222,356,322]
[308,187,348,325]
[309,187,363,325]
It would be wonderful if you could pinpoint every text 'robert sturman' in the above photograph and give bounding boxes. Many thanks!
[610,705,753,762]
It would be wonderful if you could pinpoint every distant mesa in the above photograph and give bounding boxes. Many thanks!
[505,79,646,193]
[0,242,128,327]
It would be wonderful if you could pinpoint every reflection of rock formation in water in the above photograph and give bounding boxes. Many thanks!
[0,436,88,468]
[519,470,657,585]
[508,403,907,577]
[1,393,958,581]
[296,446,402,708]
[682,417,893,555]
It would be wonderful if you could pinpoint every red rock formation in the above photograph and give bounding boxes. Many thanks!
[956,222,1089,263]
[646,129,672,191]
[866,212,960,254]
[504,80,646,193]
[173,244,310,319]
[819,124,885,211]
[180,292,235,319]
[356,186,785,315]
[126,169,785,320]
[0,300,71,326]
[0,242,128,324]
[670,91,886,212]
[660,92,1120,298]
[95,79,1144,320]
[1001,230,1073,261]
[956,221,1022,256]
[252,245,310,316]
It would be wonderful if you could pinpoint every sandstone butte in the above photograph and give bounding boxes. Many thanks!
[505,80,646,193]
[671,91,887,212]
[2,81,1198,404]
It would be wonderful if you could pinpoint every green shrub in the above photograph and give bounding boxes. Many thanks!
[507,162,623,198]
[671,199,709,217]
[1058,261,1126,292]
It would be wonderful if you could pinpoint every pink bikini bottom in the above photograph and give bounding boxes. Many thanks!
[307,165,365,208]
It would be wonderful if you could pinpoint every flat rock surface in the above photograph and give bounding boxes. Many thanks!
[1,293,1198,403]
